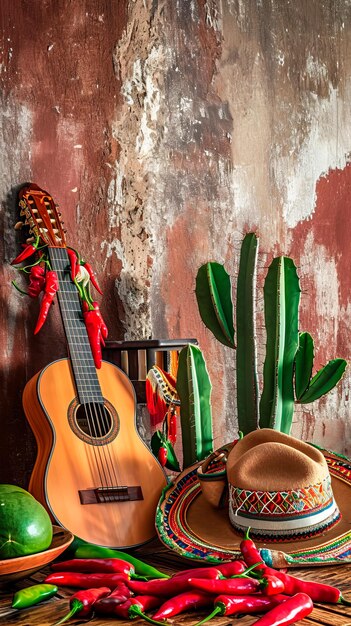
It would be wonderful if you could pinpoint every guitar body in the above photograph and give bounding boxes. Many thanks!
[23,358,167,549]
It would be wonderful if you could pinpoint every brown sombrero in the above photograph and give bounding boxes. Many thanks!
[156,430,351,567]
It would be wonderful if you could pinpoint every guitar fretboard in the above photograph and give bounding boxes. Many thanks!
[48,247,104,405]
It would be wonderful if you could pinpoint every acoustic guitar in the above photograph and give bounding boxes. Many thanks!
[18,183,167,548]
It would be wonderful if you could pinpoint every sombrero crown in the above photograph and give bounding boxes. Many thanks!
[227,429,340,540]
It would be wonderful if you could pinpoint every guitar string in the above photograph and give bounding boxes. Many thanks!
[68,339,122,499]
[53,250,121,499]
[50,248,122,500]
[52,250,117,493]
[88,401,118,502]
[73,333,122,499]
[50,249,107,491]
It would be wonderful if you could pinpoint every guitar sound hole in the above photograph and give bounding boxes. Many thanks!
[75,403,113,439]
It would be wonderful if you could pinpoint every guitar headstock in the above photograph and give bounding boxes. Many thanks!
[17,183,66,247]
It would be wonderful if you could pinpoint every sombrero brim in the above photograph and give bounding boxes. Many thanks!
[156,445,351,567]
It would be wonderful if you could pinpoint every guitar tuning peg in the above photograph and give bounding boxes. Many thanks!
[14,221,24,230]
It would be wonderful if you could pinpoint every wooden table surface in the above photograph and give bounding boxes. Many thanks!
[1,539,351,626]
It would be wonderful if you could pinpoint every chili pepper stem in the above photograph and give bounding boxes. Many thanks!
[339,595,351,606]
[193,606,222,626]
[129,607,166,625]
[16,256,46,271]
[238,561,265,578]
[11,280,28,295]
[74,278,84,299]
[82,282,94,306]
[52,599,83,626]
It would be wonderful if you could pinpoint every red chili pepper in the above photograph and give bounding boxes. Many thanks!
[11,241,38,265]
[51,558,134,577]
[215,560,247,577]
[152,591,212,622]
[128,575,210,598]
[240,527,265,572]
[93,583,132,614]
[82,301,108,369]
[158,446,167,467]
[91,301,108,339]
[52,586,110,626]
[172,566,227,580]
[188,576,260,595]
[83,262,103,294]
[67,249,79,281]
[263,566,351,605]
[167,408,177,445]
[44,571,128,588]
[34,270,59,334]
[74,544,169,579]
[249,592,313,626]
[95,595,161,620]
[28,265,46,298]
[193,594,289,626]
[176,560,246,580]
[261,574,285,596]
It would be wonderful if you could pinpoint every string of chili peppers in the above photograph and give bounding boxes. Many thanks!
[150,403,180,472]
[11,240,107,369]
[11,239,59,334]
[66,247,107,369]
[146,365,180,471]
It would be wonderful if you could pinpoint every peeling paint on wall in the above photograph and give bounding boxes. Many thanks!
[110,2,171,339]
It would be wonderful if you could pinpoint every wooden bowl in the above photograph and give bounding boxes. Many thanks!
[0,525,74,584]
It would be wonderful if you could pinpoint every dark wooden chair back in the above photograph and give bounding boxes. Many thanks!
[102,338,198,403]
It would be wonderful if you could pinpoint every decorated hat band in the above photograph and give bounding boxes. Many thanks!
[228,480,340,538]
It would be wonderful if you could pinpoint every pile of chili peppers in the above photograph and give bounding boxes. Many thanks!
[40,534,351,626]
[11,238,107,368]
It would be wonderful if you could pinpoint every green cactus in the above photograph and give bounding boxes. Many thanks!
[176,344,213,467]
[236,232,259,434]
[294,332,314,400]
[195,233,259,435]
[195,262,235,348]
[259,257,301,434]
[194,235,347,438]
[295,331,346,403]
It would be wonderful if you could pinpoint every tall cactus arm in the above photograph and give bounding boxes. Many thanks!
[176,344,214,468]
[195,262,235,348]
[236,232,259,434]
[294,332,314,400]
[298,358,347,403]
[259,257,301,434]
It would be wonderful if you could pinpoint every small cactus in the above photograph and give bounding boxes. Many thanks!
[176,344,213,467]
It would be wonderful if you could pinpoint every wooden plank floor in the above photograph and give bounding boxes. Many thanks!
[1,539,351,625]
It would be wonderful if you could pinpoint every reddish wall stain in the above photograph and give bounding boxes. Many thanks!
[290,164,351,364]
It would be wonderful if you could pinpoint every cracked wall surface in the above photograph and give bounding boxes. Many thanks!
[1,0,351,484]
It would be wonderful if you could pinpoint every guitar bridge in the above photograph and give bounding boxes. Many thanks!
[78,486,143,504]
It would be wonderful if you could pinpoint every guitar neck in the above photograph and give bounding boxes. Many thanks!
[48,247,104,405]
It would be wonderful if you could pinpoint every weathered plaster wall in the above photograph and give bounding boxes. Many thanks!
[1,0,351,485]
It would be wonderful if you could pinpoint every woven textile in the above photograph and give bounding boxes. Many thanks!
[229,476,333,518]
